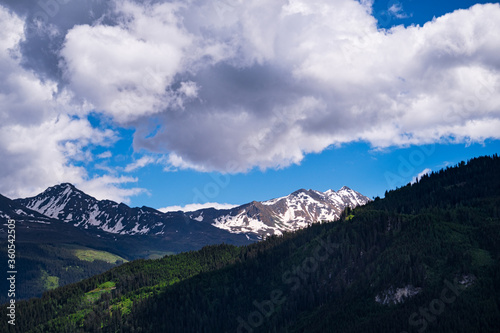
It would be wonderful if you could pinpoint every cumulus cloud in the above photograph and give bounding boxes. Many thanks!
[2,0,500,200]
[76,175,147,204]
[130,1,500,173]
[59,0,196,123]
[159,202,238,213]
[0,4,144,201]
[97,151,113,159]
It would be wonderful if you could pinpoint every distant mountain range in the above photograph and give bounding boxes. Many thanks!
[1,184,253,257]
[0,183,369,300]
[9,183,369,240]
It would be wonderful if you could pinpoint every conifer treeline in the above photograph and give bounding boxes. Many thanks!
[2,154,499,332]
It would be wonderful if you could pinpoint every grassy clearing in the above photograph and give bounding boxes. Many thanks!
[40,270,60,290]
[71,247,128,264]
[85,281,116,303]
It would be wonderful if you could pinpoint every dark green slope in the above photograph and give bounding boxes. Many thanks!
[0,194,129,303]
[0,189,252,302]
[2,154,499,333]
[0,192,181,303]
[286,155,500,333]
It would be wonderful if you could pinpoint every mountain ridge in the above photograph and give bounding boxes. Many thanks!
[14,184,370,238]
[189,186,370,236]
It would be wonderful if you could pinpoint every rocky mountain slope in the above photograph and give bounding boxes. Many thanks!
[14,184,369,238]
[8,184,253,255]
[14,184,242,240]
[189,186,370,236]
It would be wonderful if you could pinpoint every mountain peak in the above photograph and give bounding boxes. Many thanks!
[15,183,94,221]
[47,182,76,191]
[211,186,370,236]
[42,183,80,197]
[291,189,317,197]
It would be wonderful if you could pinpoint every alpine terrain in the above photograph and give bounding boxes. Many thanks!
[189,187,369,236]
[1,183,368,301]
[2,155,498,333]
[13,183,369,238]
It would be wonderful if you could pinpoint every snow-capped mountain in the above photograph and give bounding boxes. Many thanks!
[12,183,369,241]
[0,192,118,249]
[0,193,54,226]
[13,184,252,245]
[16,183,162,235]
[188,187,370,236]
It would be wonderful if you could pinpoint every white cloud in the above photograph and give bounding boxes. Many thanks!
[124,155,158,172]
[0,7,65,127]
[388,3,409,19]
[131,1,500,173]
[411,168,432,184]
[0,4,145,203]
[97,151,112,159]
[60,0,195,123]
[159,202,238,213]
[3,0,500,197]
[76,175,146,204]
[0,112,122,199]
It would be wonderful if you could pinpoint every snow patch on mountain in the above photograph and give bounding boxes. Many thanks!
[101,217,125,234]
[213,211,277,235]
[202,187,370,236]
[15,183,370,239]
[23,184,74,220]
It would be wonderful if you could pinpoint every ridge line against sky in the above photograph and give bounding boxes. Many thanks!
[0,0,499,210]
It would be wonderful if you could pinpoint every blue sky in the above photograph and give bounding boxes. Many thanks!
[1,0,499,211]
[372,0,494,28]
[99,130,500,209]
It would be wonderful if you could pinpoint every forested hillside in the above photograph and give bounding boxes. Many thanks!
[2,155,499,332]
